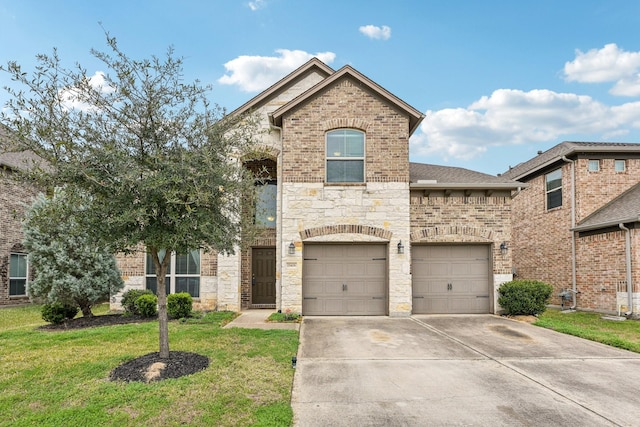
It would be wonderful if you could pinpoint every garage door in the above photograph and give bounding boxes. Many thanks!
[412,245,490,314]
[302,244,387,315]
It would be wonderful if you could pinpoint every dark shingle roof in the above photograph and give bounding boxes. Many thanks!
[574,183,640,231]
[502,141,640,181]
[0,126,45,172]
[410,162,522,189]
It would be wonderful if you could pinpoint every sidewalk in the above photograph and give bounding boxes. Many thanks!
[223,309,300,330]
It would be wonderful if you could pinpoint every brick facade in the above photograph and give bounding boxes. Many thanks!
[0,169,40,306]
[508,146,640,313]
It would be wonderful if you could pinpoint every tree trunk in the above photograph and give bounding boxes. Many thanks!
[76,297,93,317]
[151,247,171,358]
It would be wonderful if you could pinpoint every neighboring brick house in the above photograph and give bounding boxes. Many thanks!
[502,141,640,314]
[0,128,42,306]
[113,58,521,316]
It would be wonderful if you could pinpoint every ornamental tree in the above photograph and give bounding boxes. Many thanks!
[23,190,124,317]
[1,33,261,357]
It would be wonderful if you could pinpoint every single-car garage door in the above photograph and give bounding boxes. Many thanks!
[302,244,387,315]
[412,245,490,314]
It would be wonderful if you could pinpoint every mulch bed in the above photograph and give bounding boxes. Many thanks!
[38,313,209,382]
[38,313,157,330]
[109,351,210,383]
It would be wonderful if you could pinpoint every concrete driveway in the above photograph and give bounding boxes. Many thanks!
[291,315,640,426]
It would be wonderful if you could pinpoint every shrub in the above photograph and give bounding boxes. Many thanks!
[134,294,158,317]
[498,280,553,316]
[121,289,154,315]
[41,303,79,324]
[167,292,193,319]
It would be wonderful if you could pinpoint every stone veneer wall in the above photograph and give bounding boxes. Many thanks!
[282,182,411,316]
[410,193,513,313]
[0,170,40,306]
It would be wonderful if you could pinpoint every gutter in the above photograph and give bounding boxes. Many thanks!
[619,223,634,316]
[562,156,578,309]
[270,122,284,313]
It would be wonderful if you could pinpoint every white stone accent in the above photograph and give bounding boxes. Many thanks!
[493,273,513,314]
[281,181,411,316]
[216,252,241,312]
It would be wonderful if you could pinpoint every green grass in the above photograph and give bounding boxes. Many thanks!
[535,309,640,353]
[0,304,298,427]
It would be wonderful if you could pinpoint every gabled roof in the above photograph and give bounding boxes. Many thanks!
[573,183,640,232]
[0,126,43,172]
[410,162,523,190]
[229,58,335,117]
[501,141,640,181]
[269,64,425,136]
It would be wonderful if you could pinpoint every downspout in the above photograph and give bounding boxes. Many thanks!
[561,156,577,309]
[270,122,284,313]
[619,223,633,316]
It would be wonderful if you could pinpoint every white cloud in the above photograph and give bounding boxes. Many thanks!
[60,71,115,111]
[410,88,640,161]
[564,43,640,96]
[218,49,336,92]
[359,25,391,40]
[248,0,266,11]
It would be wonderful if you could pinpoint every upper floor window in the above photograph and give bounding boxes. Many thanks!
[146,249,200,298]
[615,160,626,172]
[588,160,600,172]
[326,129,365,183]
[9,253,28,296]
[546,168,562,210]
[255,181,277,228]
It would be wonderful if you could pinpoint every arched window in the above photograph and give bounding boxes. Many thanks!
[326,129,365,183]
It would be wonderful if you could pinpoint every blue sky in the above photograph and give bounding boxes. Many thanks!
[2,0,640,175]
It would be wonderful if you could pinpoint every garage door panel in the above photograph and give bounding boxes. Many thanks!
[412,245,490,314]
[303,244,387,316]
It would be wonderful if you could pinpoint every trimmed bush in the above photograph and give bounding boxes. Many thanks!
[41,303,79,324]
[121,289,154,315]
[498,280,553,316]
[167,292,193,319]
[134,294,158,317]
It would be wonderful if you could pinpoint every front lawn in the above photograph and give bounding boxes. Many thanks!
[535,309,640,353]
[0,304,298,427]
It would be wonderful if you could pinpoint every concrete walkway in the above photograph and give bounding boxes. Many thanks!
[223,309,300,330]
[292,315,640,426]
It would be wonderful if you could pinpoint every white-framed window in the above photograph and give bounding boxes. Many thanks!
[546,168,562,210]
[588,159,600,172]
[145,249,200,298]
[326,129,365,183]
[615,160,626,172]
[9,253,28,296]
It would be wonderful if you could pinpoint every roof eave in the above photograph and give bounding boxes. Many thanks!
[510,145,640,181]
[270,66,425,136]
[229,58,335,118]
[410,182,525,190]
[572,217,640,232]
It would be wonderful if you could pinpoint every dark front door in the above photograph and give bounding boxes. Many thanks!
[252,247,276,305]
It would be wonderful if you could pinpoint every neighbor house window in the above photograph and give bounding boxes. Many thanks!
[146,249,200,298]
[9,253,28,296]
[546,168,562,210]
[588,160,600,172]
[615,160,626,172]
[326,129,365,183]
[255,181,277,228]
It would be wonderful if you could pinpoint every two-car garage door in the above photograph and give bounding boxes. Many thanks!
[301,243,491,315]
[412,245,491,314]
[302,244,387,315]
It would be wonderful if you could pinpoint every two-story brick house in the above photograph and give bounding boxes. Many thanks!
[113,58,521,316]
[0,127,42,306]
[502,141,640,314]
